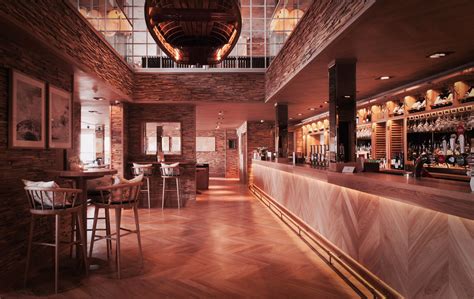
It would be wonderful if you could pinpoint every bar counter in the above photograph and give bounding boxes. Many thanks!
[251,159,474,298]
[253,160,473,220]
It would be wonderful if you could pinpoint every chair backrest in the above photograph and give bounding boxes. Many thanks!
[94,181,143,205]
[24,187,82,210]
[160,162,180,177]
[132,163,154,176]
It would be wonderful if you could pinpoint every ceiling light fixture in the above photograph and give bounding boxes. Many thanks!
[344,95,351,99]
[114,100,120,104]
[260,120,264,123]
[308,107,316,111]
[376,76,392,80]
[297,113,303,116]
[218,111,224,116]
[324,100,329,104]
[289,117,293,120]
[93,96,104,101]
[427,52,453,59]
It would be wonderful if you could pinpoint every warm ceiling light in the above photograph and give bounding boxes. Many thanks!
[376,76,392,80]
[218,111,224,116]
[344,95,351,99]
[289,117,293,120]
[297,113,303,116]
[308,107,316,111]
[93,96,104,101]
[260,120,264,123]
[324,100,329,104]
[114,100,120,104]
[428,52,453,59]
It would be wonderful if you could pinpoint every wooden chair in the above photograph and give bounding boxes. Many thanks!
[24,186,88,294]
[132,164,154,208]
[89,181,144,279]
[160,163,182,210]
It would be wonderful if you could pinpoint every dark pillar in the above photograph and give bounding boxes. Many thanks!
[275,103,288,158]
[328,59,356,164]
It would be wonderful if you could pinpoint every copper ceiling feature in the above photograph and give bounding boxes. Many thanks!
[144,0,242,65]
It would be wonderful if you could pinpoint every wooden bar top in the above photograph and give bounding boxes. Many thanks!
[253,160,474,220]
[128,161,196,166]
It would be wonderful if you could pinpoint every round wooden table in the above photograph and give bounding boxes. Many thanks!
[46,168,118,246]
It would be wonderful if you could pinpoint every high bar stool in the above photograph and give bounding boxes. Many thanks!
[132,163,154,209]
[89,180,144,279]
[23,183,88,294]
[160,162,182,210]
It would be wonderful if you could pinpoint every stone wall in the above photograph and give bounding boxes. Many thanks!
[0,0,133,98]
[126,103,196,205]
[134,72,265,102]
[0,35,79,286]
[265,0,374,100]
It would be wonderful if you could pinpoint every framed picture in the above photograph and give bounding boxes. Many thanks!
[9,70,46,149]
[48,86,72,148]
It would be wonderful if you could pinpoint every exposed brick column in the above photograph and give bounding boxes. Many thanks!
[111,103,127,176]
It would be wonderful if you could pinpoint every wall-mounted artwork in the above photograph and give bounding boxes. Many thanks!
[49,86,72,148]
[196,137,216,152]
[9,70,46,149]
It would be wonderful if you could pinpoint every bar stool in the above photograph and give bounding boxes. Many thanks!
[132,163,154,209]
[89,180,144,279]
[160,162,182,209]
[23,184,88,294]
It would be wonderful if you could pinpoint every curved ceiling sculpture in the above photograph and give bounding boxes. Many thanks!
[145,0,242,65]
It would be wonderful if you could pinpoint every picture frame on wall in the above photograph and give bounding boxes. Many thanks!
[48,86,72,148]
[9,70,46,149]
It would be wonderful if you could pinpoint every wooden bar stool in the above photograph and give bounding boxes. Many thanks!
[23,184,88,294]
[132,163,154,209]
[160,163,182,209]
[89,181,144,279]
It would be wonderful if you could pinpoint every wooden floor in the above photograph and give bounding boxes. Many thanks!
[7,178,357,298]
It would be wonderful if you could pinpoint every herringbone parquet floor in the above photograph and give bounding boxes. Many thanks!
[10,178,357,298]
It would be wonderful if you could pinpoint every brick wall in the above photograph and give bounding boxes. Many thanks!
[195,129,239,178]
[225,130,239,178]
[111,103,127,176]
[125,103,196,205]
[247,121,275,184]
[0,35,79,285]
[196,130,226,177]
[0,0,133,98]
[265,0,374,100]
[134,72,265,102]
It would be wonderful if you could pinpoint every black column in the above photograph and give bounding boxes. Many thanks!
[275,103,288,158]
[328,59,356,164]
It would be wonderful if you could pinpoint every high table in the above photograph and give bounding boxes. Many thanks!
[46,168,118,245]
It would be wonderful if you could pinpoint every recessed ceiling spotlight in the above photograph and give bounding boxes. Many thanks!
[114,100,120,104]
[289,117,293,120]
[218,111,224,116]
[324,100,329,104]
[427,51,453,59]
[344,95,351,99]
[93,96,104,101]
[297,113,303,116]
[376,76,392,80]
[260,120,264,123]
[308,107,316,111]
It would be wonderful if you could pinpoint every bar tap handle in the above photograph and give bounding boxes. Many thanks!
[413,154,433,178]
